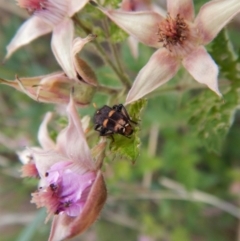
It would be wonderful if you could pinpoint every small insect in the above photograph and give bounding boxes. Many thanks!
[93,104,137,137]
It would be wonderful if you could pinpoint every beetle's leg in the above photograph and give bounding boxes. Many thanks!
[120,105,138,124]
[112,104,123,112]
[99,128,114,136]
[94,124,102,131]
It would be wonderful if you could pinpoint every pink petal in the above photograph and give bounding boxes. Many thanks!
[95,5,163,48]
[121,0,152,11]
[56,95,95,171]
[68,0,89,17]
[51,18,75,79]
[31,149,67,178]
[182,46,221,96]
[127,36,139,59]
[195,0,240,45]
[167,0,194,21]
[125,48,180,104]
[5,16,52,59]
[48,171,106,241]
[38,112,55,150]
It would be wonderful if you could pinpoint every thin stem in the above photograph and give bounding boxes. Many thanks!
[102,18,132,89]
[160,177,240,219]
[97,84,120,95]
[142,124,159,188]
[73,16,132,91]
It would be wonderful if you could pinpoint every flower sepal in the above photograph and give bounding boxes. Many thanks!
[0,72,96,106]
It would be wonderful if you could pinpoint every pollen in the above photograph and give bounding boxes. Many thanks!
[157,14,195,57]
[17,0,47,13]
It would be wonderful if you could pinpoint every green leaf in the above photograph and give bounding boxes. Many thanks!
[109,99,147,161]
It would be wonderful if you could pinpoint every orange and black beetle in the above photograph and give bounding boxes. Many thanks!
[93,104,137,137]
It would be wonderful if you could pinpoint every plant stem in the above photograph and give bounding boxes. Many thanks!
[97,84,120,95]
[72,16,132,91]
[102,18,132,89]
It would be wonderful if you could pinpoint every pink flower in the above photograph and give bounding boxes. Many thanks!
[22,96,107,241]
[1,34,98,105]
[5,0,89,78]
[92,0,240,103]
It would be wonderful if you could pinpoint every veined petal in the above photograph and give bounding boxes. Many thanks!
[51,18,75,79]
[68,0,89,17]
[48,170,106,241]
[167,0,194,21]
[5,16,52,59]
[195,0,240,45]
[125,48,180,104]
[56,95,95,171]
[94,4,163,48]
[182,46,221,96]
[38,112,55,150]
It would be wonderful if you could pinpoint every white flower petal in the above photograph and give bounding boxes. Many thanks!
[152,3,167,17]
[125,48,180,104]
[6,16,52,59]
[182,46,221,96]
[31,148,67,178]
[68,0,89,16]
[127,36,139,59]
[56,95,95,171]
[195,0,240,45]
[51,18,75,79]
[95,5,163,48]
[167,0,194,21]
[38,112,55,150]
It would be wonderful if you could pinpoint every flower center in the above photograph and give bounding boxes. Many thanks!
[17,0,47,13]
[157,14,197,57]
[31,162,96,220]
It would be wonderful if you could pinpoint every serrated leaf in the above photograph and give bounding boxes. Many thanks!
[109,99,147,161]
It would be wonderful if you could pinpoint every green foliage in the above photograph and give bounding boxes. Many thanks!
[102,0,121,8]
[109,22,128,43]
[187,29,240,152]
[109,99,147,161]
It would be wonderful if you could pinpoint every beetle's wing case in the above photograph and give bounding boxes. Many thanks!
[93,105,112,125]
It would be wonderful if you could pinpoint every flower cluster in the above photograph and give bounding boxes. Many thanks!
[2,0,240,240]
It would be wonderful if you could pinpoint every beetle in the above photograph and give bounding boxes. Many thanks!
[93,104,137,137]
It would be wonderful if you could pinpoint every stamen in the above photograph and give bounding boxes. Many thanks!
[157,13,197,57]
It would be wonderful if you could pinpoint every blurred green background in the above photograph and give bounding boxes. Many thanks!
[1,0,240,241]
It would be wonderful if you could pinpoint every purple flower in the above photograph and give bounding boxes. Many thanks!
[21,95,107,241]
